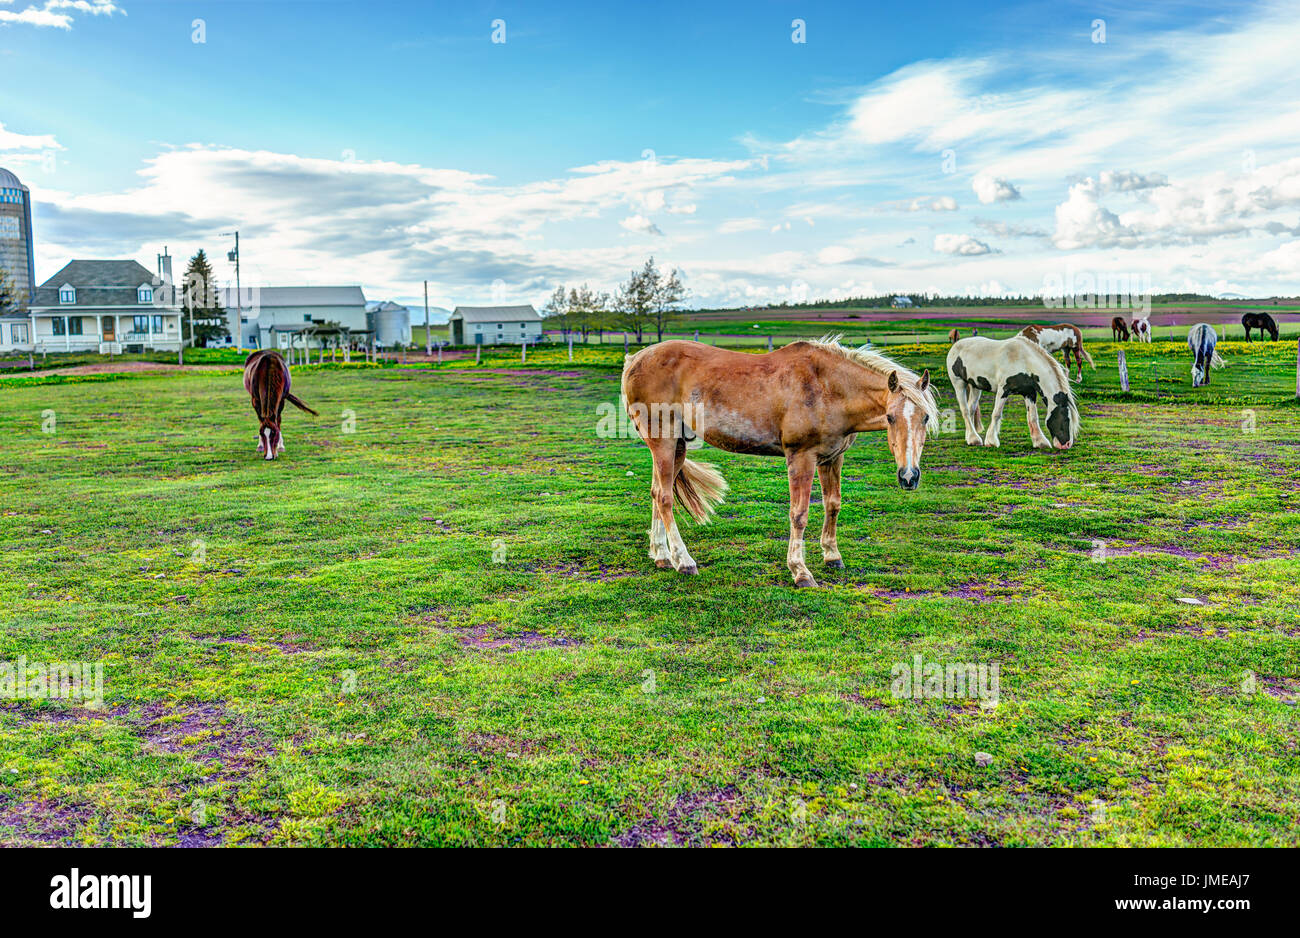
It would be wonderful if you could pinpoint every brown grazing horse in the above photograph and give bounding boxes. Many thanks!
[1110,317,1130,341]
[243,349,318,460]
[621,336,936,588]
[948,327,960,343]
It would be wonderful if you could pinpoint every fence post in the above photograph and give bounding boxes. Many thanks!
[522,340,527,363]
[1117,350,1129,393]
[767,335,773,352]
[624,333,628,354]
[475,343,481,365]
[1295,337,1300,397]
[568,337,573,362]
[694,330,699,342]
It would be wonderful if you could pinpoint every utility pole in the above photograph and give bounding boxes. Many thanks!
[221,230,241,347]
[424,280,431,357]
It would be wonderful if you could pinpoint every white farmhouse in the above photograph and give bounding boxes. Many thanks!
[449,305,543,346]
[26,259,181,353]
[221,285,369,350]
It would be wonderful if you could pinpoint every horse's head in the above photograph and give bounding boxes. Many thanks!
[1045,390,1078,449]
[1190,362,1206,387]
[258,418,282,460]
[884,369,932,490]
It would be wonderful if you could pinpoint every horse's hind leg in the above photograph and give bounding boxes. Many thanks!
[950,377,981,445]
[650,437,697,575]
[983,386,1009,447]
[817,455,844,568]
[968,388,985,436]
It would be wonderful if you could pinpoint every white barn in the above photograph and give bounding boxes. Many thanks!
[449,305,543,346]
[221,285,368,350]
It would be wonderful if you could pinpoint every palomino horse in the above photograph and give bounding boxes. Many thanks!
[1242,312,1278,342]
[1187,323,1225,387]
[621,336,936,588]
[1110,317,1130,342]
[1019,323,1095,382]
[1131,317,1152,342]
[243,349,318,460]
[946,335,1079,450]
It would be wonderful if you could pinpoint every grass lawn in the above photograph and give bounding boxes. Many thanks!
[1,338,1297,846]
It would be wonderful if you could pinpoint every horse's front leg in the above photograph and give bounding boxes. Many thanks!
[1024,399,1052,449]
[785,449,817,588]
[950,378,981,445]
[817,456,844,568]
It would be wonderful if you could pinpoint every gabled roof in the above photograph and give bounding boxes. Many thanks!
[450,304,540,322]
[366,300,408,313]
[32,260,168,308]
[219,286,365,308]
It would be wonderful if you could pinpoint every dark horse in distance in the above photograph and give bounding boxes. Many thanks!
[1241,311,1279,342]
[243,349,318,460]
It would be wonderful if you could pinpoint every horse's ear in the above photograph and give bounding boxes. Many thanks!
[919,369,930,392]
[888,371,899,392]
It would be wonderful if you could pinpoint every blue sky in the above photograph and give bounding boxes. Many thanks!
[2,0,1299,311]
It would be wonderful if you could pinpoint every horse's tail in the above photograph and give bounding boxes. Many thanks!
[285,392,318,415]
[675,459,728,524]
[1080,346,1096,369]
[1210,347,1226,370]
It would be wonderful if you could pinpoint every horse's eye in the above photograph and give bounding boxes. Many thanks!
[922,414,929,425]
[886,414,896,425]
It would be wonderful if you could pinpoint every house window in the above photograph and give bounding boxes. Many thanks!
[59,287,75,304]
[11,324,28,343]
[304,314,312,322]
[133,315,149,334]
[68,317,83,336]
[138,286,153,304]
[497,323,503,329]
[152,315,163,333]
[52,317,66,336]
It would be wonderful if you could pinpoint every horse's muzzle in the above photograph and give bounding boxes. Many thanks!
[897,467,921,490]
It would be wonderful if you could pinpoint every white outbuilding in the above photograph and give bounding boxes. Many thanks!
[448,305,543,346]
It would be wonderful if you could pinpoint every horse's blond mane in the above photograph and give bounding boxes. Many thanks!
[1010,335,1081,440]
[803,335,939,422]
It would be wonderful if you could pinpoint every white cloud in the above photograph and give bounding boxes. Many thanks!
[620,214,663,236]
[0,0,122,29]
[972,172,1021,204]
[933,233,998,256]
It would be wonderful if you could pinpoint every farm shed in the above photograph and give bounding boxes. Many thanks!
[449,305,543,346]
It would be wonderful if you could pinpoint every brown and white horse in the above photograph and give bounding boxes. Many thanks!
[243,349,318,460]
[1130,317,1152,342]
[620,336,936,588]
[1019,323,1095,382]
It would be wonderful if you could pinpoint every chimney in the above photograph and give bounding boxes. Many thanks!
[157,247,173,284]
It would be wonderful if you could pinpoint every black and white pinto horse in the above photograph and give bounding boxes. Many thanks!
[947,335,1080,450]
[1242,312,1278,342]
[1187,323,1225,387]
[243,349,318,460]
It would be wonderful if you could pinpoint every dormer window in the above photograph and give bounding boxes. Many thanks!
[138,285,153,304]
[59,285,75,304]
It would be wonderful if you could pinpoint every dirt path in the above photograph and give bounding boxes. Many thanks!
[0,361,237,380]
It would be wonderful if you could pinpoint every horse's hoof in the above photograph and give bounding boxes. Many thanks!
[655,559,672,569]
[825,558,845,569]
[679,564,698,576]
[794,577,817,588]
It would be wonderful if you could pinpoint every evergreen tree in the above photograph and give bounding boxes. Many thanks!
[180,249,231,347]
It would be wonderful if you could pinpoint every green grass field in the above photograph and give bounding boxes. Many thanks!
[1,336,1297,846]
